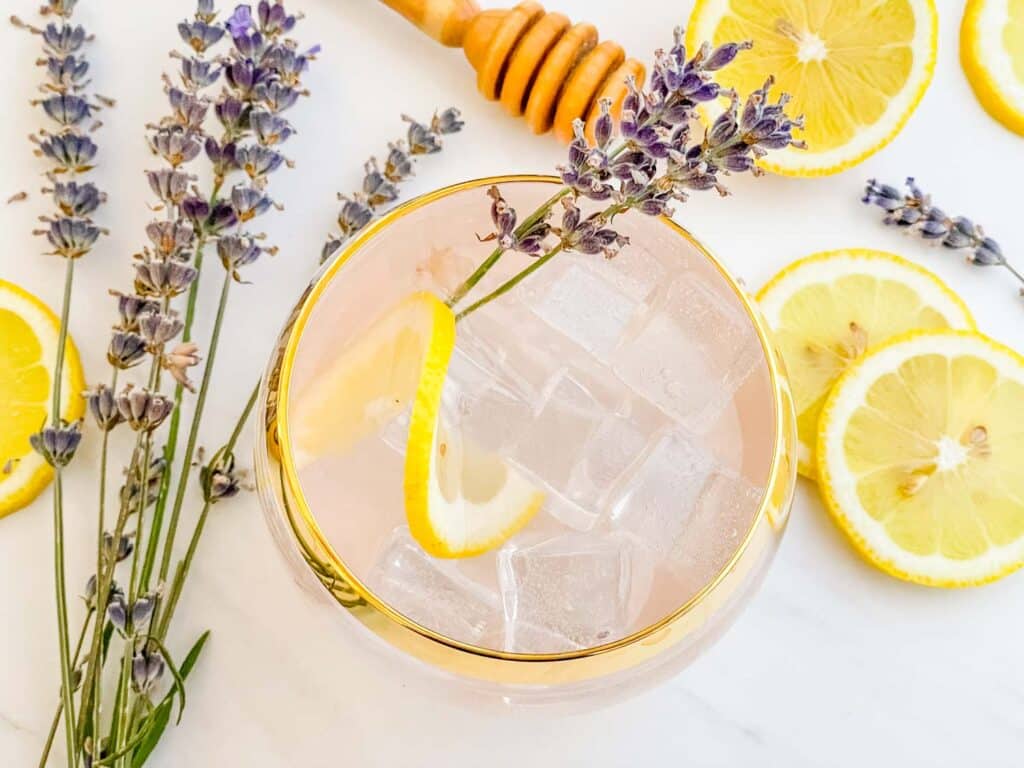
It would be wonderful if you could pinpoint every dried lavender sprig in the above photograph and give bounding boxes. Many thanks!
[15,2,110,764]
[70,1,227,758]
[451,31,804,318]
[863,177,1024,296]
[152,4,318,624]
[321,107,464,263]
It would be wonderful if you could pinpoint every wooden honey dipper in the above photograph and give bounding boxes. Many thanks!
[378,0,646,142]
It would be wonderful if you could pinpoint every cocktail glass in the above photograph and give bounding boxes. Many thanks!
[255,176,797,707]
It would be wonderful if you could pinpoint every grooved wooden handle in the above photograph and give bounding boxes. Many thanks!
[377,0,481,46]
[375,0,646,143]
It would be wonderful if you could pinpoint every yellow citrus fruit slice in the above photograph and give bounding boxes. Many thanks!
[291,291,458,464]
[289,290,542,558]
[405,413,544,559]
[817,330,1024,587]
[0,278,85,517]
[687,0,938,176]
[961,0,1024,135]
[757,250,974,477]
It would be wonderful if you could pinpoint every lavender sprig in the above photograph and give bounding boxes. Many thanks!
[14,2,109,765]
[450,30,804,318]
[322,107,464,263]
[862,177,1024,297]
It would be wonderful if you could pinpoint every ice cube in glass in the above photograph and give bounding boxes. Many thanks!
[604,428,715,558]
[367,527,500,646]
[612,275,763,432]
[497,531,635,652]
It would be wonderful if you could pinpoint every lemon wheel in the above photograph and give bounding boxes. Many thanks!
[757,250,974,477]
[290,291,543,559]
[961,0,1024,135]
[687,0,939,176]
[817,330,1024,587]
[0,279,85,517]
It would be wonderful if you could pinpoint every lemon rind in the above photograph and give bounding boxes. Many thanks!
[816,329,1024,588]
[961,0,1024,136]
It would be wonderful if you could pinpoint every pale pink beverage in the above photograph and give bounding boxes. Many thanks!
[279,180,785,661]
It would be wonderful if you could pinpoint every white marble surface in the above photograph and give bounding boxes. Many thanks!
[2,0,1024,764]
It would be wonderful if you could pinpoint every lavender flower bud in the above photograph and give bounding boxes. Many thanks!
[50,181,104,217]
[145,220,196,258]
[362,160,399,207]
[336,196,373,237]
[255,81,300,113]
[146,169,191,205]
[131,649,165,694]
[134,258,198,298]
[383,143,413,181]
[115,385,174,432]
[862,179,905,212]
[178,19,225,53]
[257,0,298,36]
[431,107,464,135]
[250,109,294,146]
[196,0,217,22]
[42,217,101,259]
[29,422,82,467]
[262,45,310,87]
[167,88,209,131]
[36,132,98,173]
[45,54,89,88]
[404,115,442,155]
[149,127,203,168]
[138,310,184,349]
[83,574,97,607]
[108,331,147,369]
[40,93,91,127]
[106,593,127,631]
[180,196,211,227]
[205,139,239,179]
[592,99,614,149]
[231,185,274,222]
[217,235,262,274]
[201,452,245,503]
[234,144,284,182]
[131,595,155,628]
[85,384,122,432]
[972,238,1004,266]
[180,56,222,90]
[110,291,161,331]
[40,23,87,56]
[224,59,260,98]
[207,200,239,233]
[704,41,751,71]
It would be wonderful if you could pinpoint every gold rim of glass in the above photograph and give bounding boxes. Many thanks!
[266,174,793,675]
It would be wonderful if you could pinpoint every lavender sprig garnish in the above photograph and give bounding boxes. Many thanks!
[448,30,804,318]
[863,177,1024,297]
[14,2,108,764]
[322,107,464,263]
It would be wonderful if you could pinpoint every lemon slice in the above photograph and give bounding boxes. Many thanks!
[962,0,1024,135]
[291,291,457,463]
[687,0,938,176]
[405,413,544,559]
[817,330,1024,587]
[0,279,85,517]
[757,250,974,477]
[290,290,542,559]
